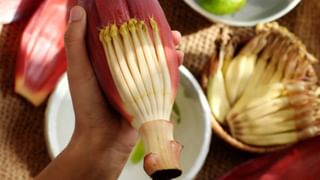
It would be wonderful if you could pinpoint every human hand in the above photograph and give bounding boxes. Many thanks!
[36,5,183,180]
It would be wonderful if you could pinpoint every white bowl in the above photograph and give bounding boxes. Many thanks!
[184,0,301,26]
[45,66,212,179]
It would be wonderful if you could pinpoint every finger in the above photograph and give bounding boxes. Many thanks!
[65,6,112,123]
[172,30,181,46]
[172,31,183,65]
[177,50,184,65]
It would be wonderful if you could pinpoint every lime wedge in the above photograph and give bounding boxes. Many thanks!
[198,0,247,15]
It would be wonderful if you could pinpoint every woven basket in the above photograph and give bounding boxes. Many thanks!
[200,23,318,153]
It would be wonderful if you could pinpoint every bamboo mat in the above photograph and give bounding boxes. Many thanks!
[0,0,319,179]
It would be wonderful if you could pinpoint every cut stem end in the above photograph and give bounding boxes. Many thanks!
[139,120,182,179]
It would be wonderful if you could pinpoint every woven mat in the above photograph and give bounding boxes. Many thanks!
[0,0,319,179]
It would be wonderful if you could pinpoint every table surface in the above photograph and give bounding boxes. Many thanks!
[0,0,319,179]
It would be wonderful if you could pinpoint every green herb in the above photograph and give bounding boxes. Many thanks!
[130,139,144,164]
[172,102,181,124]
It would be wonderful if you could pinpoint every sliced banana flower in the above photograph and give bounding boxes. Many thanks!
[225,33,268,104]
[208,69,230,123]
[238,124,320,146]
[232,109,320,137]
[204,23,320,147]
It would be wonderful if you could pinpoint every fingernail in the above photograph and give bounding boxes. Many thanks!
[69,6,83,23]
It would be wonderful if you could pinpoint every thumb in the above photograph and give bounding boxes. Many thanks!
[64,5,92,87]
[64,6,86,51]
[65,5,92,92]
[64,6,101,117]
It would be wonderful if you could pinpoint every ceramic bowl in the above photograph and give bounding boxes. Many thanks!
[184,0,301,26]
[45,66,212,179]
